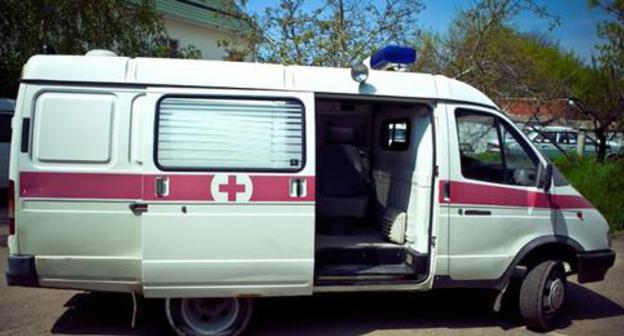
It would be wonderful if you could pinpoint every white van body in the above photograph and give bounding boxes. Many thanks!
[6,53,615,334]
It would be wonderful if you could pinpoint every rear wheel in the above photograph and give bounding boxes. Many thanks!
[166,297,253,336]
[519,260,566,331]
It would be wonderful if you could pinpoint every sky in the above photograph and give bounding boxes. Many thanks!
[246,0,610,62]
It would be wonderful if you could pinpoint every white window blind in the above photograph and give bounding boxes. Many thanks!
[157,97,304,170]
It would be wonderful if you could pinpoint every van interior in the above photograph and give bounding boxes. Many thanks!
[314,98,435,285]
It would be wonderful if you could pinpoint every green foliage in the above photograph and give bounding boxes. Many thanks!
[415,0,623,163]
[590,0,624,74]
[554,156,624,231]
[414,1,585,101]
[566,0,624,162]
[0,0,201,98]
[223,0,424,67]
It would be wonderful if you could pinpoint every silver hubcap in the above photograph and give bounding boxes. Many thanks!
[544,277,565,315]
[180,298,240,335]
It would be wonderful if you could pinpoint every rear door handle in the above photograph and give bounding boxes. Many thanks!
[464,209,492,216]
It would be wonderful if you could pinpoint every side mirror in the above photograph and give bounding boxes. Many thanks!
[541,163,553,192]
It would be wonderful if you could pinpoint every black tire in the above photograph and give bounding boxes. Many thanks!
[166,297,253,336]
[519,260,567,331]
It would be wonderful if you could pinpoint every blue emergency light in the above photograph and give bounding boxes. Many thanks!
[369,45,417,70]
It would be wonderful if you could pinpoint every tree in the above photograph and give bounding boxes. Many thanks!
[414,0,596,159]
[567,0,624,162]
[414,0,573,99]
[418,0,624,162]
[222,0,424,67]
[0,0,200,98]
[590,0,624,74]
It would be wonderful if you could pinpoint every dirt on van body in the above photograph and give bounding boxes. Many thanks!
[1,222,623,335]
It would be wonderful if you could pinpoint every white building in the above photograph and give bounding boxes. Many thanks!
[154,0,248,60]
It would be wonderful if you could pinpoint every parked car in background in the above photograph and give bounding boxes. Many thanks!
[526,126,623,159]
[0,99,15,191]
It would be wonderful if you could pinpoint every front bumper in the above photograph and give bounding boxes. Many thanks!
[5,255,39,287]
[577,249,616,283]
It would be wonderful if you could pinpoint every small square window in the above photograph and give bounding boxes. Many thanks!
[382,119,410,150]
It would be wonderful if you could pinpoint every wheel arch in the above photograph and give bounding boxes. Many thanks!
[510,235,584,279]
[433,235,584,290]
[515,238,582,272]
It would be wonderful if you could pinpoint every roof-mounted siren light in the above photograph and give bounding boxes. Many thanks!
[369,45,416,71]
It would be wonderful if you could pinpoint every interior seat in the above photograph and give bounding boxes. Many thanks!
[317,127,369,222]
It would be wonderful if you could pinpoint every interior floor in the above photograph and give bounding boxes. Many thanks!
[316,226,395,250]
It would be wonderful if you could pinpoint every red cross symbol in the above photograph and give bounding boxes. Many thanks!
[218,175,246,202]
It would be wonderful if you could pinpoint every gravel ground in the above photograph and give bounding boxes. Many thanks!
[1,222,623,335]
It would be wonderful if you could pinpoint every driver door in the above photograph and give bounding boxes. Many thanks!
[447,107,551,280]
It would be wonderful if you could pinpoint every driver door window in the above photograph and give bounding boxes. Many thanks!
[456,109,539,186]
[456,111,505,184]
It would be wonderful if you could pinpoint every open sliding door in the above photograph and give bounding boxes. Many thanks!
[139,88,315,298]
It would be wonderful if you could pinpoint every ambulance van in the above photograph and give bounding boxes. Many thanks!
[6,47,615,335]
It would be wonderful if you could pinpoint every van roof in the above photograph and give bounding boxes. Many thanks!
[22,54,497,108]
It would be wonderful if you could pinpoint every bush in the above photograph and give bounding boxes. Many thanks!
[553,156,624,232]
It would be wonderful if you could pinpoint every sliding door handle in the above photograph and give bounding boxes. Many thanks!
[464,209,492,216]
[129,202,148,215]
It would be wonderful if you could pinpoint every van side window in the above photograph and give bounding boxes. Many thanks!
[156,97,304,171]
[456,110,539,186]
[382,118,410,150]
[33,92,115,164]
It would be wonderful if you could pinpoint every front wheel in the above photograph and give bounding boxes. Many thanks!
[519,260,567,331]
[166,297,253,336]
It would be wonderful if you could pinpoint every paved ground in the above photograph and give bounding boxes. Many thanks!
[1,221,623,335]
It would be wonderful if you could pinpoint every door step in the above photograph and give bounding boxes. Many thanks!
[316,246,406,266]
[316,263,414,277]
[315,245,429,280]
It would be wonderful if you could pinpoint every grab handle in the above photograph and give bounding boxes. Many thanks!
[289,178,307,198]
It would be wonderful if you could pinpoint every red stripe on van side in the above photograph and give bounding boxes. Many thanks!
[142,175,316,201]
[439,180,593,209]
[20,172,142,199]
[143,175,215,201]
[20,172,315,202]
[250,176,316,202]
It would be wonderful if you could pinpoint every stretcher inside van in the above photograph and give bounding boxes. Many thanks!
[5,46,615,335]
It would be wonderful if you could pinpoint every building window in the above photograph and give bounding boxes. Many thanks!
[156,96,305,171]
[382,118,410,150]
[159,38,179,58]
